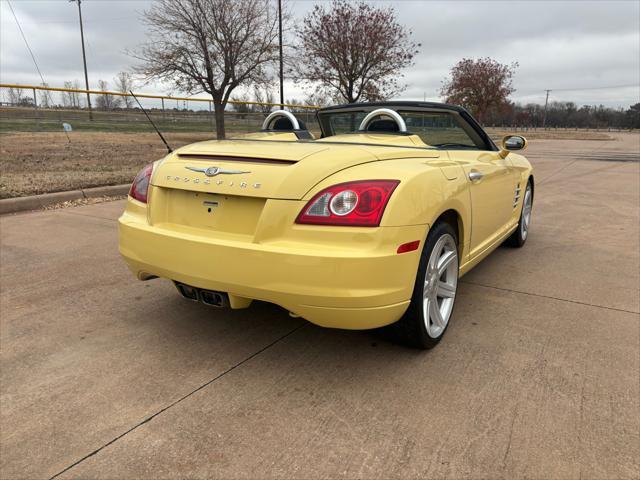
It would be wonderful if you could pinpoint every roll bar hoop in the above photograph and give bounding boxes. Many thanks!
[261,110,301,131]
[358,108,407,132]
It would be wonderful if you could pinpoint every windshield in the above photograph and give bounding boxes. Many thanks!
[400,111,477,148]
[318,108,488,149]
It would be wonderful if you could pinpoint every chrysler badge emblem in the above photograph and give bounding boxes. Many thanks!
[185,165,250,177]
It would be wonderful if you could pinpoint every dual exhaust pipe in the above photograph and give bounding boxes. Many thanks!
[174,282,229,308]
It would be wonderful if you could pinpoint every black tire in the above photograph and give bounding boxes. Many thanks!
[383,221,459,349]
[506,179,533,248]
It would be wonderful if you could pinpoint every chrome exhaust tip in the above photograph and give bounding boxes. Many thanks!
[175,282,199,302]
[174,282,229,308]
[199,290,228,308]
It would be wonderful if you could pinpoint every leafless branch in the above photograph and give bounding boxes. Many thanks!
[134,0,280,138]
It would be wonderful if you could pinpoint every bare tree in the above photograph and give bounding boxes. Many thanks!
[61,83,73,108]
[295,0,419,103]
[304,90,332,108]
[96,80,121,110]
[72,80,83,108]
[440,57,518,123]
[135,0,280,139]
[230,93,253,119]
[253,87,274,115]
[38,83,54,108]
[62,81,82,108]
[70,80,85,108]
[285,98,304,113]
[6,88,34,107]
[114,71,134,109]
[7,87,23,106]
[627,103,640,129]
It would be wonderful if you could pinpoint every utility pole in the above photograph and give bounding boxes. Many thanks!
[542,89,551,129]
[71,0,93,120]
[278,0,284,110]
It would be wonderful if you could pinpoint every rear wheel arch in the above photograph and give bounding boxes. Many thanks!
[383,220,460,349]
[431,209,464,254]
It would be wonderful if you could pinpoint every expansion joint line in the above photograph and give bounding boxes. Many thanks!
[461,280,639,315]
[49,324,305,479]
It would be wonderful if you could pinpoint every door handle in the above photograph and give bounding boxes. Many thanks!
[469,170,483,181]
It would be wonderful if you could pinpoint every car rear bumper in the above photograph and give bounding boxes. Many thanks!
[118,203,426,329]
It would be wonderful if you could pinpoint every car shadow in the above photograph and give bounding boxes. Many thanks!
[145,281,478,366]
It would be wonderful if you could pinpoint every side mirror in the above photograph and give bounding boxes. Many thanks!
[499,135,527,158]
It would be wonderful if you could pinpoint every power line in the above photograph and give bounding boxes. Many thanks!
[0,16,132,25]
[549,84,640,92]
[517,84,640,97]
[6,0,46,85]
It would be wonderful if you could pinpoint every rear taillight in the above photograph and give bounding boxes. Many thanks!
[129,163,153,203]
[296,180,400,227]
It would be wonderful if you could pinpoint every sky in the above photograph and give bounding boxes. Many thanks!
[1,0,639,109]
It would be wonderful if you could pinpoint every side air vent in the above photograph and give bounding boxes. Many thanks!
[177,154,295,165]
[513,183,521,208]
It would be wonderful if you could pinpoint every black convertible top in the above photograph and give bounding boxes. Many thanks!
[318,101,467,114]
[315,101,498,151]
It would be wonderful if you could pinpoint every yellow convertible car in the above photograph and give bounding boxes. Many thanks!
[119,102,533,348]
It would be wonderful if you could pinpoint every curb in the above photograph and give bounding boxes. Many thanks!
[0,184,130,215]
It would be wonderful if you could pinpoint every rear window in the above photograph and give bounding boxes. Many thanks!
[326,111,368,135]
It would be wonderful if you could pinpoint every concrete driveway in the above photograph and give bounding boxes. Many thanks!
[1,133,639,479]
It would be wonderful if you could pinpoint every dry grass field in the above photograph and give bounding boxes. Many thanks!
[0,132,214,199]
[485,127,615,140]
[0,129,631,199]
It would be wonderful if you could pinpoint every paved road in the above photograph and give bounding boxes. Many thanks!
[1,134,639,479]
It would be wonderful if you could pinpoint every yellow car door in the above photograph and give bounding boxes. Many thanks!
[458,151,517,258]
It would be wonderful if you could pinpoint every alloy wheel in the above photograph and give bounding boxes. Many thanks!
[423,233,458,338]
[521,184,532,240]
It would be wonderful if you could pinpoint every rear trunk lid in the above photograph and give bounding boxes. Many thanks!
[152,136,439,200]
[153,139,374,200]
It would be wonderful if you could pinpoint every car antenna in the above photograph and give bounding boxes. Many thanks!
[129,90,172,153]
